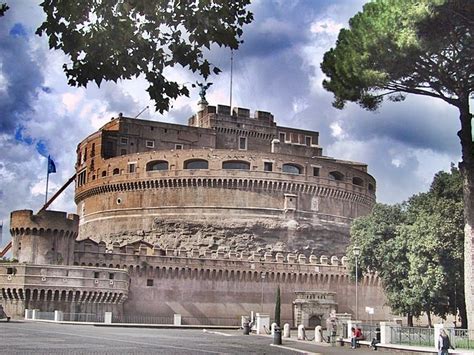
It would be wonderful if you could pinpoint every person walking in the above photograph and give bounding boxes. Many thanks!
[438,329,455,355]
[0,305,10,322]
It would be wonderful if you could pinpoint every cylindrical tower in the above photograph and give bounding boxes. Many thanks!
[10,210,79,265]
[73,106,376,256]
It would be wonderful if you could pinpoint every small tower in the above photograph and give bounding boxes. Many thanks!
[9,210,79,265]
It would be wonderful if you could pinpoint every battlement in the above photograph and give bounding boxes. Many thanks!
[74,239,352,274]
[74,239,381,288]
[10,210,79,236]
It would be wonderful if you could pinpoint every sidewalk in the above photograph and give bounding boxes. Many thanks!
[258,334,474,355]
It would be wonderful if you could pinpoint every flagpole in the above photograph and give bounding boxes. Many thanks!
[45,166,49,204]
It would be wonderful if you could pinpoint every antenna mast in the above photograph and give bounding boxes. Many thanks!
[230,50,233,108]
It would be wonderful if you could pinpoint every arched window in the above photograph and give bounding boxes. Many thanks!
[329,171,344,181]
[184,159,208,169]
[368,183,375,192]
[112,168,120,175]
[146,160,168,171]
[222,160,250,170]
[101,171,107,177]
[352,177,364,186]
[282,163,302,175]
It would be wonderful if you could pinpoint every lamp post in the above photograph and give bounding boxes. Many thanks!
[353,246,361,321]
[261,272,266,313]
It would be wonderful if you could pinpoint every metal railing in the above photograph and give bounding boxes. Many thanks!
[63,313,104,322]
[112,315,173,324]
[391,326,434,347]
[450,328,474,349]
[36,311,54,321]
[181,316,240,326]
[359,324,378,341]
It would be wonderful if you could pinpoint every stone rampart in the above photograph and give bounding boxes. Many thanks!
[0,263,129,318]
[73,240,389,323]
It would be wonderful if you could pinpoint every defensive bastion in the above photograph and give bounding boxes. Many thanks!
[1,104,389,324]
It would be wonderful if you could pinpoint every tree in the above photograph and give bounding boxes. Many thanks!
[0,3,8,16]
[321,0,473,326]
[35,0,253,112]
[349,167,465,327]
[350,203,419,325]
[274,285,281,327]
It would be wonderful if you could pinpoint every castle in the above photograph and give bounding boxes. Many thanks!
[0,104,389,326]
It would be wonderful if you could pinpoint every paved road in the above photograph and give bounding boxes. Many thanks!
[0,321,430,354]
[0,321,295,355]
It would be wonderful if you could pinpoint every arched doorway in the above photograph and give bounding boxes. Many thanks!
[309,314,322,328]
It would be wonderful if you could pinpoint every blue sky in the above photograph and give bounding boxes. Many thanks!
[0,0,463,245]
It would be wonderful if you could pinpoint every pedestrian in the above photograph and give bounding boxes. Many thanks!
[370,327,380,350]
[0,305,10,322]
[350,327,357,348]
[438,329,455,355]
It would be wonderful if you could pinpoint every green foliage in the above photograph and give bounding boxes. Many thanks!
[321,0,473,110]
[0,3,8,16]
[349,167,465,326]
[36,0,253,113]
[274,285,281,326]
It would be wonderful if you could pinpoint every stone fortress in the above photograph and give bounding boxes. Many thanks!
[0,104,389,326]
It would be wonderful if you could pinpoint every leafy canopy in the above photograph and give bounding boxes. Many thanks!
[36,0,253,112]
[349,167,465,326]
[321,0,473,110]
[0,3,8,16]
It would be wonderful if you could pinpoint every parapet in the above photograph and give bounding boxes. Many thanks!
[10,209,79,237]
[74,239,349,267]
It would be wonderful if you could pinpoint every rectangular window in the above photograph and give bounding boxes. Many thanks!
[147,279,154,287]
[239,137,247,150]
[146,140,155,148]
[7,267,14,275]
[128,163,136,173]
[77,169,87,187]
[120,137,128,145]
[313,167,320,177]
[175,144,183,150]
[264,162,273,172]
[305,136,312,146]
[109,273,114,280]
[279,132,286,142]
[94,272,100,279]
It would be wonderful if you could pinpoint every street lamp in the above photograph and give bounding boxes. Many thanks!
[353,246,361,321]
[261,272,266,313]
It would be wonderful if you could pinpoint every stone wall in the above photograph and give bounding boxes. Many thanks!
[75,148,375,255]
[73,241,391,323]
[10,210,79,265]
[0,263,129,318]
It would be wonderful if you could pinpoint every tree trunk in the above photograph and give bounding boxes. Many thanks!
[460,97,474,330]
[427,311,432,328]
[407,313,413,327]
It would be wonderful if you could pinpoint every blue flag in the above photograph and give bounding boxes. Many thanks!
[47,155,56,174]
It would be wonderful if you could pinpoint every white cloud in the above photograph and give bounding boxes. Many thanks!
[310,19,344,35]
[330,122,346,139]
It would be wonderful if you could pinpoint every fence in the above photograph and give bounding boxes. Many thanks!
[450,328,474,350]
[112,315,174,324]
[181,316,240,326]
[359,324,378,341]
[35,311,54,321]
[390,326,434,347]
[63,313,104,322]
